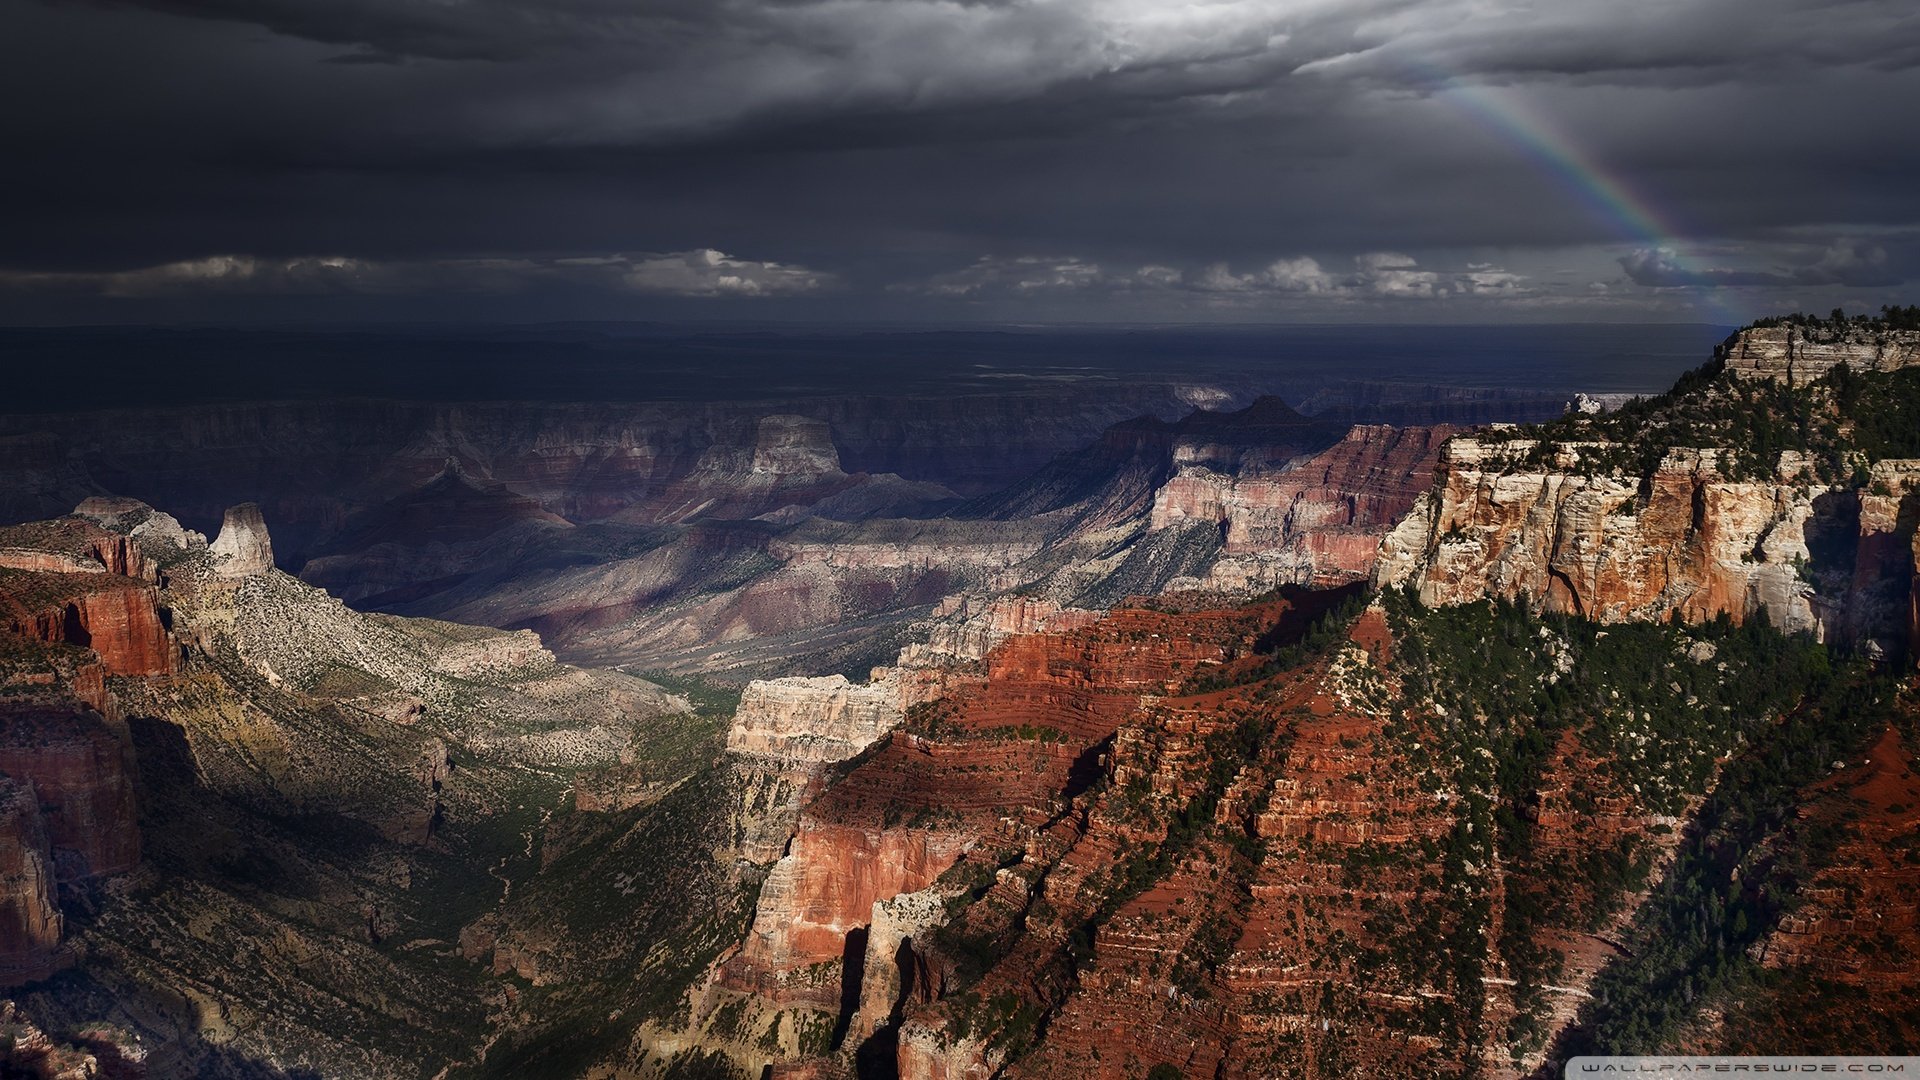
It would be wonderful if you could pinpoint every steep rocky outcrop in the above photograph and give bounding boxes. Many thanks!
[209,502,274,577]
[726,675,906,766]
[0,702,139,881]
[1376,440,1827,631]
[666,549,1916,1080]
[726,824,971,1014]
[0,778,62,988]
[1724,325,1920,385]
[0,569,176,678]
[1378,437,1920,659]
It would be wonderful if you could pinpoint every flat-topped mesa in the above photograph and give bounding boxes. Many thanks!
[751,414,844,479]
[209,502,274,577]
[726,674,904,766]
[1724,325,1920,386]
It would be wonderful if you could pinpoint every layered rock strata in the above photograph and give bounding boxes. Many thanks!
[1724,326,1920,385]
[0,779,61,987]
[0,571,176,678]
[726,675,907,766]
[1153,423,1453,592]
[0,702,140,881]
[1378,439,1920,652]
[209,502,274,577]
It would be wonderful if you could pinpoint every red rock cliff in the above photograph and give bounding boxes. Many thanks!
[1152,424,1453,592]
[0,701,140,880]
[0,570,175,677]
[0,776,62,987]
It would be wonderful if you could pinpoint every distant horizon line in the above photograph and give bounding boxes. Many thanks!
[0,317,1741,334]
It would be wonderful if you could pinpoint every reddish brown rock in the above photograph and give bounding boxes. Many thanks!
[716,598,1294,1054]
[0,777,62,988]
[1708,724,1920,1053]
[1153,424,1454,591]
[695,588,1701,1080]
[1758,727,1920,986]
[0,570,176,677]
[0,701,139,880]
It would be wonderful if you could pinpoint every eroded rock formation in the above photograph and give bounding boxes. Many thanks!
[1153,423,1454,593]
[726,675,906,766]
[0,573,176,678]
[1377,437,1920,659]
[0,702,139,881]
[1724,325,1920,386]
[0,779,61,988]
[209,502,274,577]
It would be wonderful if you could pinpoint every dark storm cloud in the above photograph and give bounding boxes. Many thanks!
[88,0,722,62]
[5,0,1920,321]
[0,250,835,297]
[1619,239,1911,289]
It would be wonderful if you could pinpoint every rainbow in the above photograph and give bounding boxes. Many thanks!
[1433,78,1743,324]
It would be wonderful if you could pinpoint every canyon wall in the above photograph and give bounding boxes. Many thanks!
[0,777,62,987]
[1376,438,1920,655]
[0,703,140,882]
[1724,326,1920,386]
[0,386,1243,559]
[1152,424,1453,592]
[0,573,177,678]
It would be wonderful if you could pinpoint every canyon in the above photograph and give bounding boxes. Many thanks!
[1,316,1916,1079]
[621,320,1920,1078]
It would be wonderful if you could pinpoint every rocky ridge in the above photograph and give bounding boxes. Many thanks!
[1724,324,1920,386]
[0,499,709,1078]
[624,582,1897,1080]
[1380,322,1920,662]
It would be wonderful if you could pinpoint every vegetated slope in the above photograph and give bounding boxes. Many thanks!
[628,313,1920,1079]
[0,501,739,1080]
[616,575,1912,1080]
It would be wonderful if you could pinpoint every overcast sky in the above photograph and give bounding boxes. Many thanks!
[3,0,1917,324]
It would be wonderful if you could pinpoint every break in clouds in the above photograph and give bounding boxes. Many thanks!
[3,0,1919,321]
